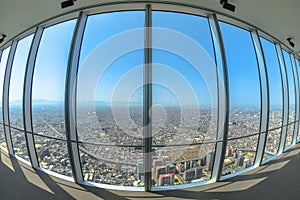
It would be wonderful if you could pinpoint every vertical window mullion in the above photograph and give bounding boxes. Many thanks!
[276,44,289,154]
[65,12,87,183]
[144,4,152,192]
[23,27,44,168]
[208,14,229,182]
[250,30,269,167]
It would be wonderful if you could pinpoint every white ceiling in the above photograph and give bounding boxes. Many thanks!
[0,0,299,57]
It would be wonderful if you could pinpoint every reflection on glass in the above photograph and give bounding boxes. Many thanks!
[282,50,295,149]
[9,35,33,161]
[220,22,261,139]
[79,144,143,186]
[260,37,283,160]
[0,47,11,148]
[32,20,75,176]
[77,11,144,186]
[35,136,72,176]
[222,135,258,175]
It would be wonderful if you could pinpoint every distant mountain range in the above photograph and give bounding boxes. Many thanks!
[10,99,63,106]
[9,99,142,107]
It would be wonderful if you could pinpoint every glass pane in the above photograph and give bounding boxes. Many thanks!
[297,60,300,141]
[151,11,217,187]
[11,129,29,161]
[222,135,258,176]
[152,11,217,146]
[9,34,33,130]
[77,11,144,186]
[0,47,11,120]
[260,38,283,129]
[31,20,75,177]
[219,22,261,139]
[9,35,33,160]
[263,128,281,160]
[80,143,143,186]
[0,47,11,148]
[260,37,283,161]
[152,143,215,186]
[32,20,76,139]
[282,50,296,123]
[35,136,72,177]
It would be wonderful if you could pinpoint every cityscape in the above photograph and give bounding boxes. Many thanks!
[0,103,292,187]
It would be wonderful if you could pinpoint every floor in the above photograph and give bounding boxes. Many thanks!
[1,144,300,200]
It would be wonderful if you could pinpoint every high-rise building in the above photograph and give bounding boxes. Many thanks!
[184,169,195,181]
[226,146,233,157]
[185,160,191,170]
[237,155,245,167]
[195,166,204,179]
[243,159,252,168]
[159,174,175,186]
[156,166,167,179]
[206,151,215,171]
[200,157,206,166]
[176,163,185,173]
[137,162,144,180]
[153,159,164,170]
[167,163,176,174]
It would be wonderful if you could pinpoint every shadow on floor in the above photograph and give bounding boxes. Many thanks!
[0,149,128,200]
[0,143,299,200]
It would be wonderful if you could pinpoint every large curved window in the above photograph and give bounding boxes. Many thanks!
[260,38,283,160]
[32,20,76,176]
[9,34,34,161]
[77,11,144,186]
[1,4,300,192]
[220,22,261,175]
[151,11,217,187]
[282,50,295,149]
[0,47,11,149]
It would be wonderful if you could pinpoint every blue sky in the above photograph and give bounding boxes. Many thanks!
[77,11,217,107]
[283,49,296,106]
[9,34,33,102]
[219,21,261,107]
[0,47,11,102]
[260,37,283,108]
[0,11,296,109]
[31,19,76,102]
